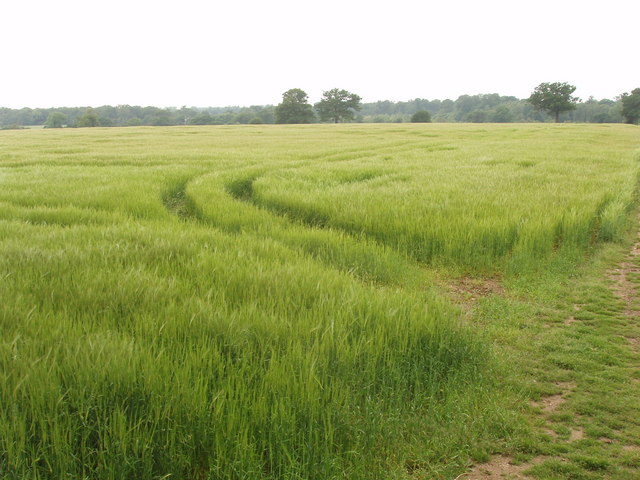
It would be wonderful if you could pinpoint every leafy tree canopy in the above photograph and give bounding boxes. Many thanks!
[0,92,627,127]
[189,113,214,125]
[44,112,67,128]
[275,88,315,124]
[528,82,579,122]
[466,110,488,123]
[411,110,431,123]
[621,88,640,125]
[315,88,362,123]
[76,108,100,127]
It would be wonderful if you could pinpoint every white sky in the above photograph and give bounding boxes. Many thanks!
[1,0,638,108]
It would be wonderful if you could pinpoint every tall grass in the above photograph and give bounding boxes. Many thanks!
[246,124,640,272]
[0,220,483,479]
[0,124,638,478]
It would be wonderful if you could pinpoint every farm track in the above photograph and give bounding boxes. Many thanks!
[464,217,640,479]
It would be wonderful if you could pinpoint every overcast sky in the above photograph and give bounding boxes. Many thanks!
[1,0,638,108]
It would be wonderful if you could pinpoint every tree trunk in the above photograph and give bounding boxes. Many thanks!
[555,111,560,123]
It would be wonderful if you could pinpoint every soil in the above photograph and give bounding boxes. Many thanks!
[570,428,585,442]
[448,276,505,310]
[530,381,576,414]
[607,230,640,307]
[463,455,543,480]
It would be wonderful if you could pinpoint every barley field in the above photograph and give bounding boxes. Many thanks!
[1,124,638,479]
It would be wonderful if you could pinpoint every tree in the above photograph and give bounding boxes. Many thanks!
[125,117,142,127]
[466,110,487,123]
[621,88,640,125]
[489,105,514,123]
[315,88,362,123]
[44,112,67,128]
[76,108,100,127]
[275,88,315,124]
[527,82,579,122]
[189,113,214,125]
[411,110,431,123]
[178,106,196,125]
[150,111,174,126]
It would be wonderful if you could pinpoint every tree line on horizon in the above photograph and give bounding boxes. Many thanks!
[1,85,638,129]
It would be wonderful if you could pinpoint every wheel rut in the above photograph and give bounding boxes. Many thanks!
[162,180,204,222]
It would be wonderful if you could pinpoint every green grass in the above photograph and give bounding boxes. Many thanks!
[481,221,640,480]
[0,124,638,479]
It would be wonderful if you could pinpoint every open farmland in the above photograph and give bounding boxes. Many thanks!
[1,124,639,479]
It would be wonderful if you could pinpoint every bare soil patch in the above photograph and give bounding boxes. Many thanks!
[564,316,578,326]
[463,455,543,479]
[531,381,576,414]
[598,436,615,444]
[607,231,640,304]
[448,276,505,309]
[622,445,640,452]
[538,394,566,413]
[570,428,585,442]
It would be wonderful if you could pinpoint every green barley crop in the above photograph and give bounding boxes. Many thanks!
[0,123,638,479]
